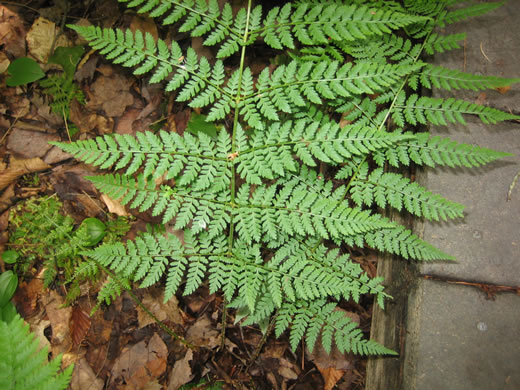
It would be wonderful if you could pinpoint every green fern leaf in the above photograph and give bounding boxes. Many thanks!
[261,3,428,49]
[0,315,74,390]
[350,168,465,221]
[393,92,519,126]
[420,64,520,91]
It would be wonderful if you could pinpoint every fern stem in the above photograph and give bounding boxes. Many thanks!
[228,0,254,252]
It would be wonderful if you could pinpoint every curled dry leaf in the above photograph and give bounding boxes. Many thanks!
[101,194,129,216]
[168,349,194,390]
[0,157,50,191]
[70,305,91,346]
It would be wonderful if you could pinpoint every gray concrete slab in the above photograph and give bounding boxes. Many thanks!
[404,279,520,390]
[419,0,520,285]
[403,2,520,389]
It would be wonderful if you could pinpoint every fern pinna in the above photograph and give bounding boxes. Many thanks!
[52,0,518,356]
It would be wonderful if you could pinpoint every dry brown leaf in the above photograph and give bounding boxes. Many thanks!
[13,277,44,318]
[26,17,71,63]
[42,290,72,347]
[496,85,511,94]
[0,157,50,190]
[167,350,194,390]
[185,315,220,350]
[101,194,129,216]
[70,306,91,346]
[0,6,26,57]
[0,52,10,74]
[7,129,57,158]
[111,333,168,389]
[318,367,346,390]
[70,358,104,390]
[137,288,183,329]
[88,74,134,117]
[130,16,159,41]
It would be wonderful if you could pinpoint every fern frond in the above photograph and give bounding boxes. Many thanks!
[87,174,230,235]
[68,25,234,113]
[234,180,393,245]
[419,64,520,91]
[347,223,455,261]
[84,231,227,301]
[392,92,519,127]
[275,300,396,355]
[260,3,429,49]
[377,132,512,168]
[0,315,74,390]
[243,60,421,128]
[350,168,465,221]
[118,0,251,58]
[234,119,410,183]
[439,1,505,26]
[51,129,231,192]
[423,32,465,55]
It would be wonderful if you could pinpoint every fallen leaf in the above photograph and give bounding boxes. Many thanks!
[495,85,511,94]
[0,6,26,58]
[88,74,134,117]
[70,306,91,346]
[42,290,72,346]
[12,277,44,317]
[475,92,487,106]
[111,333,168,390]
[7,129,57,159]
[0,157,51,191]
[137,287,183,329]
[185,315,219,350]
[70,358,104,390]
[130,16,159,41]
[167,349,194,390]
[26,17,71,63]
[318,367,346,390]
[101,194,129,216]
[0,52,10,74]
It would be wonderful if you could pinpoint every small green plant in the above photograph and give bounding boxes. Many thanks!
[6,196,130,303]
[0,271,18,324]
[0,314,73,390]
[6,57,45,87]
[52,0,518,355]
[40,46,85,121]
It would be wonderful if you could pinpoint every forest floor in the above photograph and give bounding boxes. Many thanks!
[0,1,378,389]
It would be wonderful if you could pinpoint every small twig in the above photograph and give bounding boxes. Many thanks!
[0,115,20,146]
[245,314,277,372]
[479,42,491,63]
[507,170,520,201]
[219,297,228,351]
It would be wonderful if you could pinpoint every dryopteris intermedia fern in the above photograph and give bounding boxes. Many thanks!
[52,0,518,356]
[0,315,73,390]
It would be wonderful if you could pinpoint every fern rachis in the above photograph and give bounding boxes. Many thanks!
[51,0,518,357]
